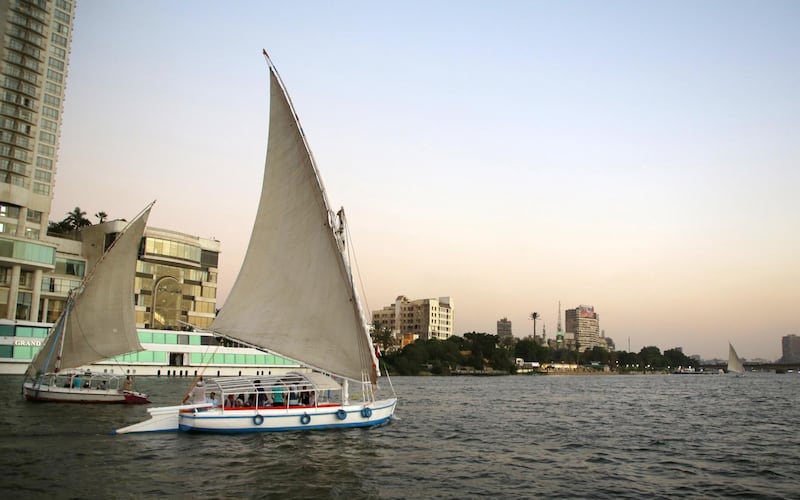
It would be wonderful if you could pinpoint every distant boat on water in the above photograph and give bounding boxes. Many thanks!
[727,342,745,376]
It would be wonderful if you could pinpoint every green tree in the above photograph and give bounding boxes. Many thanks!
[639,346,664,370]
[64,206,91,230]
[95,211,108,223]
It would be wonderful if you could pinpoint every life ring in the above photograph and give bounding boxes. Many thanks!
[300,413,311,425]
[336,409,347,420]
[253,414,264,426]
[361,407,372,418]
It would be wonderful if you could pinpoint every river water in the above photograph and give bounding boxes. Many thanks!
[1,372,798,499]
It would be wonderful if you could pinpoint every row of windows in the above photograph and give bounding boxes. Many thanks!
[3,75,38,97]
[0,237,55,265]
[144,237,202,262]
[0,205,20,218]
[0,171,26,188]
[7,24,45,49]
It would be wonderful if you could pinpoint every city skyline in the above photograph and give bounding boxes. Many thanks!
[50,1,798,360]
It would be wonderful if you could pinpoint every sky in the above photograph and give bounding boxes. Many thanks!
[51,1,799,361]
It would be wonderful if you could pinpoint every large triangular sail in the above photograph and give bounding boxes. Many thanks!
[27,204,153,377]
[210,54,377,384]
[727,342,744,375]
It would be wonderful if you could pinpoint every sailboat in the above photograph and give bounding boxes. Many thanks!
[727,342,745,376]
[22,204,153,404]
[115,51,396,434]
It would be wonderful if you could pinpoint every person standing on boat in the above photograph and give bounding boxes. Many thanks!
[183,377,206,404]
[122,376,132,392]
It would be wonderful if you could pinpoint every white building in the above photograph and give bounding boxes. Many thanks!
[372,295,454,341]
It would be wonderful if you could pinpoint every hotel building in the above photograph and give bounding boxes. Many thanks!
[564,305,606,351]
[372,295,454,343]
[497,317,512,340]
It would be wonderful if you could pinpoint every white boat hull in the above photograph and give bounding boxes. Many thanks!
[115,398,397,434]
[22,381,149,404]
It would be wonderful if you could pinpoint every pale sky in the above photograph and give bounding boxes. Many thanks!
[51,1,799,361]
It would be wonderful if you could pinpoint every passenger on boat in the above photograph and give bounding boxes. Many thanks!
[73,376,82,388]
[224,394,236,407]
[235,394,245,407]
[99,380,107,390]
[254,380,268,407]
[183,378,205,404]
[206,391,219,406]
[288,384,299,405]
[300,386,310,405]
[122,376,133,392]
[272,385,285,406]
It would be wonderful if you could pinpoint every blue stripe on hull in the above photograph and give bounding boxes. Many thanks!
[179,416,392,433]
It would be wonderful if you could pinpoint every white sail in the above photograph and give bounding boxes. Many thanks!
[27,205,152,377]
[727,342,745,375]
[210,60,377,383]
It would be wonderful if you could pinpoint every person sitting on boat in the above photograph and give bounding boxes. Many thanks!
[99,380,107,390]
[254,380,271,407]
[300,386,310,405]
[224,394,236,408]
[73,375,82,389]
[272,385,285,407]
[206,391,219,407]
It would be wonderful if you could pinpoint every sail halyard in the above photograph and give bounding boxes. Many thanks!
[210,54,377,383]
[26,203,153,377]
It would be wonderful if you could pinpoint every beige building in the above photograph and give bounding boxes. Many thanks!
[372,295,454,341]
[565,305,606,351]
[0,0,76,321]
[497,317,512,340]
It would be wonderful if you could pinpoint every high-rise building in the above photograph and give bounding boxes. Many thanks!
[565,305,605,351]
[497,317,512,339]
[372,295,454,342]
[0,0,76,320]
[780,334,800,363]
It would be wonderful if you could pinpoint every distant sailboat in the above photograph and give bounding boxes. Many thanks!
[727,342,745,376]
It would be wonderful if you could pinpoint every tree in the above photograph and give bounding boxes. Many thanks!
[64,207,91,230]
[95,211,108,223]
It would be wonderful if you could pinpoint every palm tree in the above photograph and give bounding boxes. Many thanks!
[530,312,540,342]
[95,211,108,223]
[64,207,91,230]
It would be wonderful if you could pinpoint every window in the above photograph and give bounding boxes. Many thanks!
[46,69,63,83]
[42,107,59,119]
[45,82,62,95]
[0,205,20,218]
[37,144,54,157]
[48,57,65,71]
[27,210,42,223]
[36,157,52,170]
[51,33,68,48]
[38,131,56,145]
[34,170,51,182]
[32,182,49,195]
[43,94,60,107]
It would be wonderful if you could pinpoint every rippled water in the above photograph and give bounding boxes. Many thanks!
[1,373,798,499]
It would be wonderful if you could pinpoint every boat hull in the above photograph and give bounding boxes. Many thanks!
[22,381,150,404]
[116,398,397,434]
